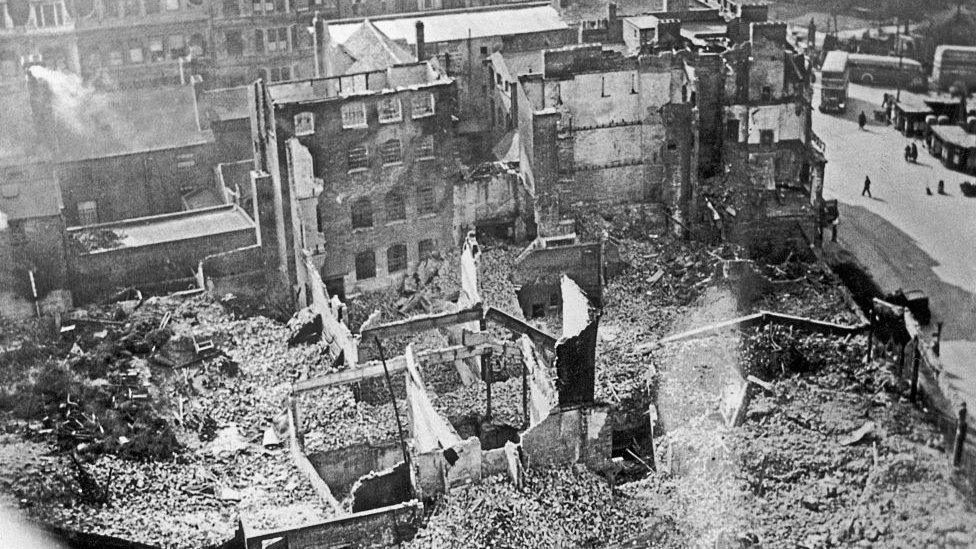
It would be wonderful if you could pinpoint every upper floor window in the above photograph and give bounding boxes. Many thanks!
[759,129,775,145]
[351,197,373,228]
[417,184,436,214]
[380,139,402,165]
[225,31,244,58]
[725,119,740,142]
[252,0,274,12]
[378,97,402,123]
[341,102,366,128]
[411,92,434,118]
[265,27,289,52]
[128,41,144,63]
[294,112,314,136]
[269,65,291,82]
[77,201,98,226]
[149,38,165,62]
[416,135,434,159]
[418,238,435,260]
[347,145,368,171]
[164,0,179,11]
[385,189,406,221]
[222,0,240,15]
[36,2,64,26]
[387,244,407,273]
[760,86,772,101]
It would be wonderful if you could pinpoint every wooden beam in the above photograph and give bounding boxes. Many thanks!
[485,307,557,349]
[292,356,407,393]
[359,303,483,341]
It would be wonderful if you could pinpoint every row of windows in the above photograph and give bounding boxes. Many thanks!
[340,93,435,128]
[346,136,435,171]
[348,186,437,229]
[87,33,207,67]
[724,119,775,145]
[354,239,436,279]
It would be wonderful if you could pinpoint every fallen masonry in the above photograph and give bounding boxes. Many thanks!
[1,223,976,547]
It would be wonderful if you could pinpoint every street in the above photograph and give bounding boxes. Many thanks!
[815,82,976,408]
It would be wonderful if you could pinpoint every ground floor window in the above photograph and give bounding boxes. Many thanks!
[355,251,376,279]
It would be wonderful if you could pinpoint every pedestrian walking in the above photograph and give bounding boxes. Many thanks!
[858,111,867,130]
[862,176,872,197]
[911,142,918,162]
[905,144,912,162]
[938,180,946,195]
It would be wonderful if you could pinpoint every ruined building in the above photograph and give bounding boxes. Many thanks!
[250,59,459,302]
[700,21,826,255]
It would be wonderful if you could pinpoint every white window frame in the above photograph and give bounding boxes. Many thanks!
[411,92,434,119]
[380,139,402,165]
[416,134,435,159]
[77,201,98,226]
[378,96,402,124]
[294,112,315,136]
[164,0,180,11]
[341,102,367,129]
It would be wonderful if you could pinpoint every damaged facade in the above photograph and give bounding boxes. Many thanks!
[249,60,460,302]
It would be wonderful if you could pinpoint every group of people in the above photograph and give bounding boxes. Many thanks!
[904,142,919,163]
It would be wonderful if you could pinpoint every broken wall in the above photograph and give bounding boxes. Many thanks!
[453,163,530,240]
[307,440,402,497]
[520,403,613,474]
[554,276,599,406]
[350,461,413,513]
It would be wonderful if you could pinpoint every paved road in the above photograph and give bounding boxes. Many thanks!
[814,82,976,409]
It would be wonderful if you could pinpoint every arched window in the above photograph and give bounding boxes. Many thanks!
[387,244,407,273]
[350,197,372,228]
[385,189,405,221]
[417,184,435,214]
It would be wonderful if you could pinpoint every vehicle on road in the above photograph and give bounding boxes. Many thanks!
[820,50,849,113]
[847,53,926,91]
[932,45,976,91]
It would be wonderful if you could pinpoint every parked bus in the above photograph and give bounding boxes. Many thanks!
[847,53,926,91]
[819,50,849,113]
[932,45,976,91]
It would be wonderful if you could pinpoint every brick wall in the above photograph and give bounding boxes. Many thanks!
[68,222,255,303]
[58,143,217,226]
[272,79,460,295]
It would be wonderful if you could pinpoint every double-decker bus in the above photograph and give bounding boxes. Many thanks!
[847,53,926,91]
[932,45,976,91]
[819,50,849,113]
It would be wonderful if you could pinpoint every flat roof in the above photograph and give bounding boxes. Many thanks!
[624,15,659,28]
[327,4,569,45]
[682,21,726,36]
[70,205,254,252]
[931,125,976,149]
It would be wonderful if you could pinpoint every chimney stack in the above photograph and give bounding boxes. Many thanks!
[415,21,426,61]
[607,2,617,22]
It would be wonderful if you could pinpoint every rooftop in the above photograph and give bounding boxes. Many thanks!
[625,15,661,28]
[54,85,213,162]
[203,85,251,123]
[931,125,976,149]
[68,205,255,252]
[340,19,416,73]
[268,62,450,105]
[0,176,63,221]
[326,4,569,45]
[0,88,47,166]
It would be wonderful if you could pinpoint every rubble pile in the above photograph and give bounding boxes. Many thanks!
[70,228,126,253]
[299,386,409,453]
[750,264,863,324]
[729,328,976,547]
[406,465,687,548]
[0,295,337,547]
[431,376,525,430]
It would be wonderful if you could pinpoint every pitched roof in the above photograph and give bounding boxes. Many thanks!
[328,4,569,45]
[342,19,416,73]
